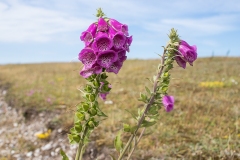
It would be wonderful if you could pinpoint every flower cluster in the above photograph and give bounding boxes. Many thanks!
[175,40,197,69]
[78,18,132,78]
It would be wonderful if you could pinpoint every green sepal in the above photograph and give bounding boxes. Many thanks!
[160,85,168,93]
[72,134,80,143]
[89,108,97,116]
[60,149,69,160]
[114,130,123,153]
[86,94,95,102]
[102,84,111,92]
[93,80,100,88]
[165,63,173,72]
[82,103,90,111]
[74,124,82,133]
[88,121,95,129]
[67,134,77,144]
[84,85,93,93]
[100,73,108,79]
[75,112,85,122]
[70,127,77,134]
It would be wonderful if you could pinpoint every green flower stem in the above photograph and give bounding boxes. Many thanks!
[118,46,168,160]
[75,126,89,160]
[73,72,111,160]
[126,127,146,160]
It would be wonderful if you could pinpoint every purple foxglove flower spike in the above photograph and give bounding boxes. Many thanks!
[97,17,108,32]
[162,95,174,112]
[97,50,118,68]
[108,18,129,36]
[92,32,113,52]
[80,23,97,46]
[106,60,123,74]
[80,64,102,78]
[178,40,197,66]
[78,48,97,69]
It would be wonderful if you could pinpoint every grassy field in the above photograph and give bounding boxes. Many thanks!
[0,57,239,159]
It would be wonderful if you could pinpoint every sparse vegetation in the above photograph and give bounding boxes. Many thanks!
[0,57,239,159]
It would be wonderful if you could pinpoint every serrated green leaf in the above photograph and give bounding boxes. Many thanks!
[114,130,123,152]
[60,149,69,160]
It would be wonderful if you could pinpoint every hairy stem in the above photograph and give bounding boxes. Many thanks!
[118,47,167,160]
[127,127,146,160]
[75,126,88,160]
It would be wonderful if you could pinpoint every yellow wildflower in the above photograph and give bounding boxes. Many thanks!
[199,81,224,88]
[36,129,51,139]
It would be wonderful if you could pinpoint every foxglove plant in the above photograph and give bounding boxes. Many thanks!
[61,8,197,160]
[60,8,133,160]
[115,29,197,160]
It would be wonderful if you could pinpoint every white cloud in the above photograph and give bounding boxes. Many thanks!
[0,0,93,42]
[144,14,239,37]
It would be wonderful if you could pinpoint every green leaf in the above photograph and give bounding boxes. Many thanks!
[114,130,123,152]
[125,109,137,120]
[145,86,151,94]
[60,149,69,160]
[97,108,108,117]
[141,120,156,128]
[139,93,148,103]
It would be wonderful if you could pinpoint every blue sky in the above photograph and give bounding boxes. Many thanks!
[0,0,240,64]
